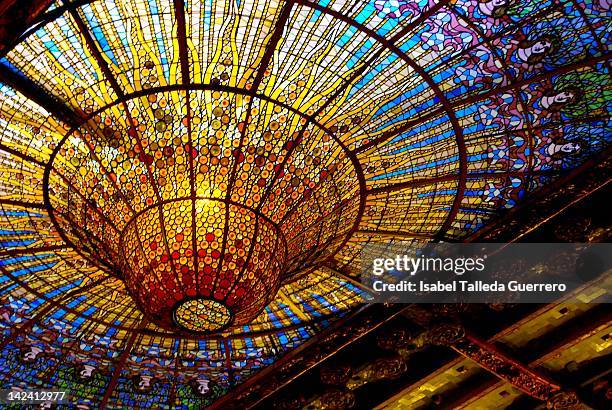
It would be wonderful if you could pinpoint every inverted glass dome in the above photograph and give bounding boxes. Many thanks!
[0,0,609,407]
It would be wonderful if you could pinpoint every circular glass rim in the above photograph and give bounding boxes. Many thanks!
[172,297,234,334]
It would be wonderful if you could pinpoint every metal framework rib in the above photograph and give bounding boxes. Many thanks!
[0,244,68,257]
[53,170,121,234]
[368,170,555,195]
[173,0,201,294]
[0,274,108,350]
[0,199,45,209]
[68,9,181,294]
[0,62,83,126]
[217,2,293,301]
[166,339,182,407]
[223,339,235,387]
[293,0,467,240]
[98,318,148,410]
[53,204,121,274]
[0,141,45,167]
[355,229,434,239]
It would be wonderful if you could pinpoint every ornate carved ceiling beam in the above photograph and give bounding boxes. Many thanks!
[209,304,407,410]
[437,306,611,409]
[379,302,611,410]
[251,265,610,409]
[245,305,541,409]
[432,325,564,404]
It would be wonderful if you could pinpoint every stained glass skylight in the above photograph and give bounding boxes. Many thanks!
[0,0,609,407]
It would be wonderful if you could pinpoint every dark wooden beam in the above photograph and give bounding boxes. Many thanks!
[0,0,54,50]
[0,62,84,127]
[437,304,611,409]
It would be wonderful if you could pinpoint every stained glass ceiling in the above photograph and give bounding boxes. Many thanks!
[0,0,610,407]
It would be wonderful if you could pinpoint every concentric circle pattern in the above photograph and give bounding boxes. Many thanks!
[173,298,232,332]
[0,0,609,407]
